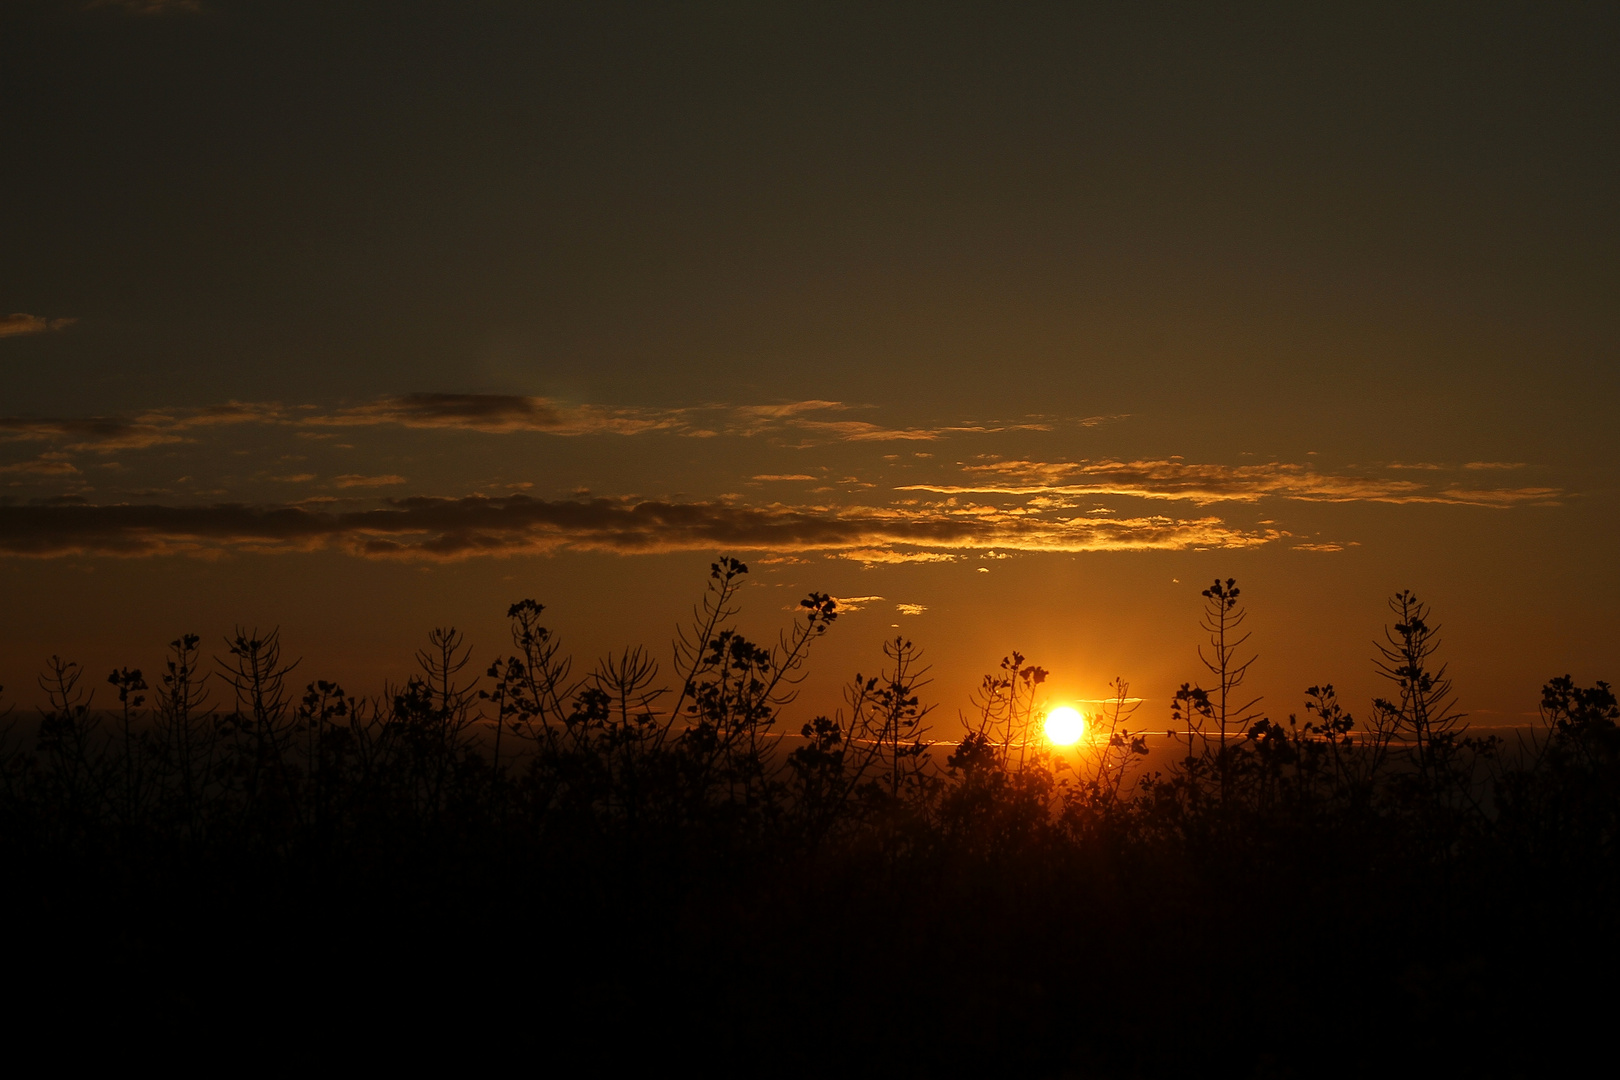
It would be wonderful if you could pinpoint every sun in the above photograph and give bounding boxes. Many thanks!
[1045,706,1086,747]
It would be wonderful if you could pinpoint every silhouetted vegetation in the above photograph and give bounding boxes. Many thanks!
[1,562,1613,1075]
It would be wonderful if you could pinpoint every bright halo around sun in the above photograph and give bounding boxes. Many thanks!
[1045,706,1086,747]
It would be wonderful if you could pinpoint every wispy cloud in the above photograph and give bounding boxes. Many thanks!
[0,394,1077,454]
[900,459,1561,508]
[0,495,1285,560]
[0,314,76,338]
[836,549,961,566]
[0,454,80,477]
[332,474,406,489]
[734,401,848,421]
[0,401,284,452]
[0,417,183,452]
[305,394,683,436]
[719,400,1055,442]
[830,595,884,613]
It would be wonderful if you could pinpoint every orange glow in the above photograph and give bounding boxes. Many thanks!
[1045,706,1086,746]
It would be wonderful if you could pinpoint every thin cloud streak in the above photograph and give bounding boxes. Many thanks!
[901,459,1561,508]
[0,401,284,452]
[305,394,684,436]
[0,395,1076,452]
[837,548,961,566]
[332,474,407,489]
[0,496,1283,560]
[0,454,80,476]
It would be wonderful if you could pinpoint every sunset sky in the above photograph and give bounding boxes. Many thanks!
[2,1,1615,724]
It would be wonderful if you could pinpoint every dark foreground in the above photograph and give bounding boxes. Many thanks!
[2,566,1615,1076]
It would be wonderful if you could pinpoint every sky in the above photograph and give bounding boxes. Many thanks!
[2,0,1616,726]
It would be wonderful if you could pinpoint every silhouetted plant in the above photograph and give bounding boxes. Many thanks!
[864,636,936,802]
[1082,677,1149,804]
[1197,577,1262,803]
[107,665,147,825]
[963,650,1048,768]
[1373,591,1474,814]
[150,634,215,835]
[584,645,667,825]
[1245,684,1381,818]
[788,636,936,849]
[35,656,107,827]
[1166,682,1215,808]
[294,678,352,835]
[1493,675,1620,876]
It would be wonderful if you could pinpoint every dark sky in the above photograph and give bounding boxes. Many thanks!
[2,0,1616,720]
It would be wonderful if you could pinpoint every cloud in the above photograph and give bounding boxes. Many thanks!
[900,459,1561,508]
[305,393,686,436]
[0,454,80,476]
[752,474,819,482]
[724,400,943,441]
[0,417,184,452]
[301,394,951,441]
[735,401,850,420]
[1426,486,1560,507]
[0,314,76,338]
[0,495,1286,560]
[783,418,949,442]
[0,401,284,453]
[835,549,962,566]
[332,474,406,488]
[830,595,884,613]
[159,401,290,429]
[895,603,928,616]
[720,401,1064,442]
[0,394,1069,454]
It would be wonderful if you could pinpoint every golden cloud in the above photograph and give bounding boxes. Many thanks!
[0,495,1285,560]
[900,459,1561,508]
